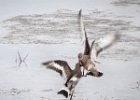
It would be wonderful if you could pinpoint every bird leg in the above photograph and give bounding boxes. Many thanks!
[82,68,85,76]
[69,84,75,100]
[70,89,74,100]
[70,91,73,100]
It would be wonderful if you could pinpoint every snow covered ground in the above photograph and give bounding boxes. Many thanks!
[0,0,140,100]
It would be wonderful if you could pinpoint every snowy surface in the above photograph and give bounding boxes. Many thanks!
[0,0,140,100]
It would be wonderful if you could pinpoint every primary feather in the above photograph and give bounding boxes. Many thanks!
[78,9,90,55]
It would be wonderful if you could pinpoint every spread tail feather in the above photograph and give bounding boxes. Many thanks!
[57,86,70,98]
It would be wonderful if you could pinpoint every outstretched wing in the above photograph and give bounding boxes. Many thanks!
[42,60,72,79]
[78,9,90,55]
[90,33,119,60]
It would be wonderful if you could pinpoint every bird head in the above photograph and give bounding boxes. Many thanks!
[78,53,83,60]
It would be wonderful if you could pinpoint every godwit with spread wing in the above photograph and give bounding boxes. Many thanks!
[78,9,119,77]
[42,60,82,100]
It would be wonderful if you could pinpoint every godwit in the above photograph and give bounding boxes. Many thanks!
[78,9,119,76]
[42,60,82,100]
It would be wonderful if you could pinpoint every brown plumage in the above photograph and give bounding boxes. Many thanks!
[78,53,103,77]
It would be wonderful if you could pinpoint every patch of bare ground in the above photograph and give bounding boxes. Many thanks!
[0,88,30,96]
[112,0,140,6]
[0,9,140,61]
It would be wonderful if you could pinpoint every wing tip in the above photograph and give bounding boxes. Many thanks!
[42,61,50,66]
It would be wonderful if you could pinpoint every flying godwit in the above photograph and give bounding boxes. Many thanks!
[78,9,119,76]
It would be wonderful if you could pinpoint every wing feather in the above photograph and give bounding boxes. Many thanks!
[90,33,119,60]
[78,9,90,55]
[42,60,72,79]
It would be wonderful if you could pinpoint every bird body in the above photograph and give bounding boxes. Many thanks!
[59,63,82,99]
[78,53,102,77]
[42,60,82,99]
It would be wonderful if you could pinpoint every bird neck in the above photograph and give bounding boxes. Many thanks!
[74,63,81,72]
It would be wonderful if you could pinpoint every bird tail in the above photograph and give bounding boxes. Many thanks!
[57,86,70,98]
